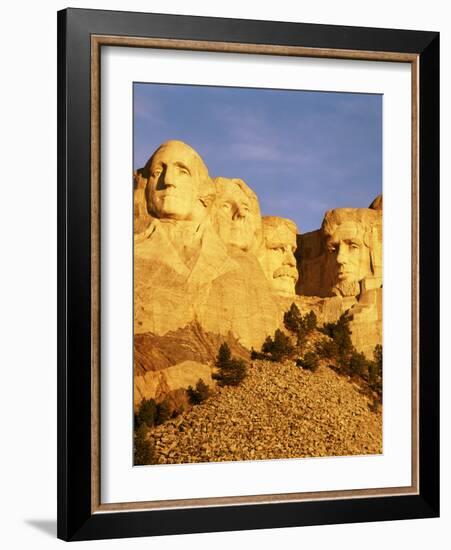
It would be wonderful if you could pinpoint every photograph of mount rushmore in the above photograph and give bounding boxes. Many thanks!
[133,83,383,466]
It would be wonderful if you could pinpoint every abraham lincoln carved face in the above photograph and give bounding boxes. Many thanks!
[322,208,379,296]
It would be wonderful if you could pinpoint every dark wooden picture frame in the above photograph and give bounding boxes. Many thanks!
[57,7,439,542]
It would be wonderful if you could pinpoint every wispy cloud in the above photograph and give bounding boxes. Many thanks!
[305,198,329,213]
[133,88,165,126]
[210,105,311,167]
[133,83,382,232]
[229,141,283,162]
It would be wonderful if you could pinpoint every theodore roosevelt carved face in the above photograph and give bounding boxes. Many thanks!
[260,216,299,295]
[144,140,213,222]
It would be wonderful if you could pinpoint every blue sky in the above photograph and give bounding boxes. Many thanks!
[134,83,382,233]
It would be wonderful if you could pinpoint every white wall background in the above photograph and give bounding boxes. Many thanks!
[0,1,448,548]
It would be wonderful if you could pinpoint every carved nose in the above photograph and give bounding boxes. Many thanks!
[283,249,296,267]
[162,166,177,188]
[233,207,246,220]
[336,246,348,264]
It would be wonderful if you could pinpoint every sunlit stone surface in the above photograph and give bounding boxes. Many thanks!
[134,142,382,365]
[259,216,299,296]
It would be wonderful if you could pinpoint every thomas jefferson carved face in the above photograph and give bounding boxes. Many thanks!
[145,141,211,222]
[322,209,376,296]
[260,217,299,295]
[212,178,262,252]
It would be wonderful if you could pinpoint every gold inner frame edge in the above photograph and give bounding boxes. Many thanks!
[90,35,420,514]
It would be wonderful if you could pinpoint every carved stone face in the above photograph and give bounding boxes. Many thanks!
[212,178,262,252]
[260,218,298,295]
[324,220,371,292]
[146,141,207,221]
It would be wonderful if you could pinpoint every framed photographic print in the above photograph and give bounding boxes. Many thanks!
[57,8,439,541]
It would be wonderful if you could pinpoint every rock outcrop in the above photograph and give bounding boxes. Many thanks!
[369,194,383,210]
[134,322,249,408]
[133,140,383,408]
[134,361,215,409]
[347,287,383,357]
[296,229,329,297]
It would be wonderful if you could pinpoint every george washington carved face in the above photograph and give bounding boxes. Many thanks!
[144,140,213,222]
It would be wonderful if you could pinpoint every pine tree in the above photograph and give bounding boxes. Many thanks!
[213,343,247,386]
[272,329,294,361]
[260,329,294,362]
[156,398,171,425]
[320,314,353,367]
[221,358,247,386]
[374,344,382,372]
[262,335,274,355]
[368,361,378,387]
[315,338,339,360]
[216,342,231,367]
[136,397,157,428]
[250,348,266,360]
[283,305,317,351]
[305,310,318,332]
[296,351,319,372]
[188,378,210,404]
[134,424,156,465]
[369,344,383,395]
[283,302,303,334]
[348,350,369,377]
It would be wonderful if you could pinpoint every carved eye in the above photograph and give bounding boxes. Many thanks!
[222,203,231,210]
[179,167,190,176]
[151,168,162,178]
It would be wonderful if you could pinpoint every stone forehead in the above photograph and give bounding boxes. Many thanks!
[213,177,260,211]
[149,140,203,165]
[215,177,255,196]
[322,208,379,234]
[262,216,298,236]
[264,227,297,248]
[329,220,364,233]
